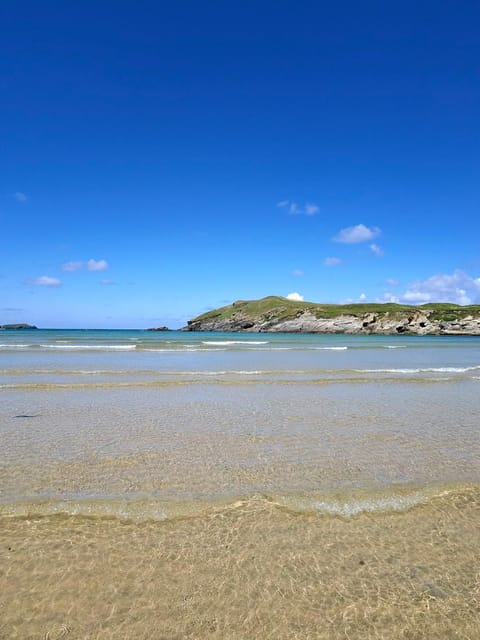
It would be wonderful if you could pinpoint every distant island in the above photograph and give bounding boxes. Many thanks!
[0,323,38,330]
[146,326,170,331]
[183,296,480,335]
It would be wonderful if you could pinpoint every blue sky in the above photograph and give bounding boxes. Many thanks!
[1,1,479,328]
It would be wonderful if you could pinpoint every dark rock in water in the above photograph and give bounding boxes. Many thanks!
[0,323,38,330]
[146,326,170,331]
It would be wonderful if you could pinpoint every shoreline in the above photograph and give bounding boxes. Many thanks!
[1,481,475,522]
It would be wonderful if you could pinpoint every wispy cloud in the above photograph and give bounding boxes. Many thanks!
[14,192,28,203]
[399,270,480,305]
[62,259,109,272]
[304,203,320,215]
[291,269,304,276]
[29,276,61,287]
[359,293,367,301]
[369,243,384,257]
[286,292,304,301]
[333,224,381,244]
[386,278,399,286]
[100,279,115,285]
[277,200,320,216]
[87,259,108,271]
[324,256,342,266]
[62,261,84,272]
[381,272,480,305]
[381,293,400,303]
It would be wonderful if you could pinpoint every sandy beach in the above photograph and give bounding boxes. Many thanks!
[1,331,480,638]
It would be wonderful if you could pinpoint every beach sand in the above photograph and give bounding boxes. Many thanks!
[1,488,480,639]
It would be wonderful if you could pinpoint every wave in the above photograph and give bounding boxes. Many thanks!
[356,365,480,374]
[39,344,137,350]
[274,484,474,517]
[278,491,433,517]
[314,346,348,351]
[0,368,322,377]
[176,370,266,375]
[0,344,33,349]
[142,347,228,352]
[0,486,474,522]
[0,375,460,390]
[201,340,270,345]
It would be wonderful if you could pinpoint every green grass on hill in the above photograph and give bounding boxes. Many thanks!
[192,296,480,324]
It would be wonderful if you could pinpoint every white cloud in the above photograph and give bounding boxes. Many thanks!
[289,202,300,214]
[14,192,27,202]
[359,293,367,301]
[333,224,381,244]
[286,292,304,301]
[370,243,384,257]
[380,293,400,303]
[399,270,480,305]
[30,276,61,287]
[292,269,304,276]
[324,256,342,266]
[100,279,115,285]
[304,203,320,216]
[62,261,84,272]
[62,259,109,272]
[87,259,108,271]
[386,278,399,286]
[277,200,319,216]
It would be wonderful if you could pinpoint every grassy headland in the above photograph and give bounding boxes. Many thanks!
[185,296,480,334]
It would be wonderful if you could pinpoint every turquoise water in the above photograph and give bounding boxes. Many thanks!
[2,328,480,379]
[1,329,480,518]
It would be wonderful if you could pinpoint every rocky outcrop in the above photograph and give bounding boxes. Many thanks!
[0,323,38,330]
[146,326,170,331]
[184,307,480,335]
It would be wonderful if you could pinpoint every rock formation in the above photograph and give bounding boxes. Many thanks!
[183,297,480,335]
[0,323,38,330]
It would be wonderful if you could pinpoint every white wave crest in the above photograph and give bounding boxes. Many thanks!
[314,346,348,351]
[0,344,32,349]
[310,493,428,516]
[40,344,136,350]
[202,340,270,345]
[357,365,480,374]
[142,347,227,352]
[278,491,435,517]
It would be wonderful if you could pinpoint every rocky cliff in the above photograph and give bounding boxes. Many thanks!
[183,296,480,335]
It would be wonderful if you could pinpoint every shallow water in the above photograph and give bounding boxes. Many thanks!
[1,330,480,637]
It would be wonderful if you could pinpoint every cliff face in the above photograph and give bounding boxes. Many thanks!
[183,297,480,335]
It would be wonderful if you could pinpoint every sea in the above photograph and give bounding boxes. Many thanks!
[1,329,480,638]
